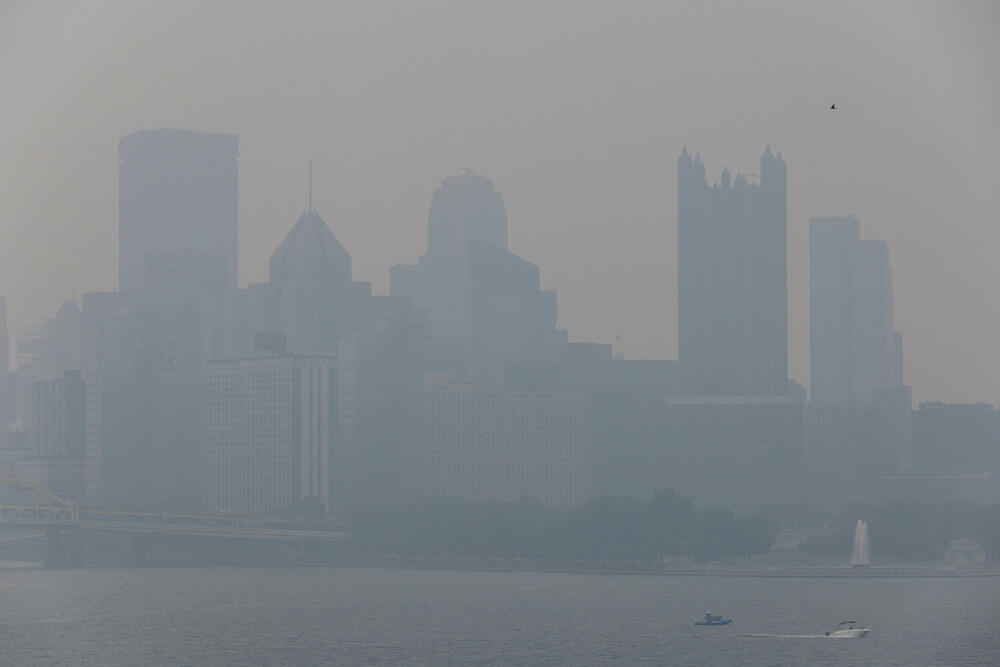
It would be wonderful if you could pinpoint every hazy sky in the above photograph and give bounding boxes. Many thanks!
[1,0,998,404]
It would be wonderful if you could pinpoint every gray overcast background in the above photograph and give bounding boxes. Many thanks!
[1,0,998,404]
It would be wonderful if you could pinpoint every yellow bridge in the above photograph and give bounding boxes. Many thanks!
[0,467,349,567]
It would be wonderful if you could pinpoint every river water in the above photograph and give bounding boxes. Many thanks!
[1,566,997,665]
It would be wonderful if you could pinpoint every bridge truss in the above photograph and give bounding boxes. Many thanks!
[0,467,79,525]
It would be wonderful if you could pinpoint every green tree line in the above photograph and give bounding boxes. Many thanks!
[347,489,772,563]
[798,500,1000,561]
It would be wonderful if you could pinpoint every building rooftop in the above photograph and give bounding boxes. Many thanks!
[269,210,351,283]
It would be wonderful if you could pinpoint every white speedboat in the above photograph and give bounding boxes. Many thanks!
[825,621,870,638]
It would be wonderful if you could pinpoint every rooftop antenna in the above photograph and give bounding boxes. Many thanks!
[308,160,313,213]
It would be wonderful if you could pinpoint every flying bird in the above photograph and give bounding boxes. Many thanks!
[830,104,838,110]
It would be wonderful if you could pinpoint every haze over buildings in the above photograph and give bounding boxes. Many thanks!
[3,2,998,408]
[1,125,997,517]
[0,2,998,524]
[1,8,999,665]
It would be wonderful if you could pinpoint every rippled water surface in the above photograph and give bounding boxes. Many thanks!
[1,566,998,665]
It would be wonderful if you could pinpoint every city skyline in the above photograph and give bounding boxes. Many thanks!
[2,2,998,406]
[0,138,988,408]
[1,5,998,662]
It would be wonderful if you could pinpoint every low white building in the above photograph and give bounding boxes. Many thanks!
[944,538,987,564]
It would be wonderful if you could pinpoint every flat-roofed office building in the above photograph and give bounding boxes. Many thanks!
[809,216,895,405]
[202,353,345,514]
[649,395,804,511]
[402,387,588,506]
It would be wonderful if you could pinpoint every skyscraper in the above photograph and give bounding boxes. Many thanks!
[648,395,804,511]
[34,370,85,460]
[391,171,563,388]
[391,171,509,340]
[0,296,9,443]
[677,147,788,396]
[0,295,8,375]
[253,207,373,356]
[118,129,239,294]
[428,169,508,259]
[202,353,343,513]
[809,216,894,405]
[268,210,353,353]
[401,384,588,506]
[82,304,202,510]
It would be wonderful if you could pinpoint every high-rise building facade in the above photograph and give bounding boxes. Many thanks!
[401,386,588,506]
[805,216,910,508]
[0,295,8,376]
[809,216,895,405]
[911,402,1000,475]
[391,171,510,341]
[202,353,343,514]
[144,251,234,364]
[238,208,368,355]
[392,172,564,388]
[507,352,680,501]
[82,303,202,510]
[34,370,85,460]
[677,147,788,396]
[0,295,10,443]
[648,395,804,511]
[428,169,508,260]
[118,129,239,294]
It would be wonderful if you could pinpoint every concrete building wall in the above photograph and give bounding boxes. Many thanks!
[649,395,804,511]
[202,355,339,514]
[33,370,85,460]
[118,129,238,293]
[402,390,588,506]
[809,216,894,405]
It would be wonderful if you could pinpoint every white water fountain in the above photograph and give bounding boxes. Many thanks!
[850,519,870,567]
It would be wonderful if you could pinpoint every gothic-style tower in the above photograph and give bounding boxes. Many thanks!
[677,146,788,396]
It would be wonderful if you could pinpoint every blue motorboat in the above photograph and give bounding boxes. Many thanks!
[694,611,732,626]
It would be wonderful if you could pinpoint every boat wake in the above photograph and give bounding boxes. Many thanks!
[741,633,856,639]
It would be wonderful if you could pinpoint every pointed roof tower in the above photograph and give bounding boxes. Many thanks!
[55,299,81,321]
[269,210,352,284]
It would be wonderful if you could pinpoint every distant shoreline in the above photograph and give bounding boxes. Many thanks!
[4,557,998,577]
[309,558,1000,579]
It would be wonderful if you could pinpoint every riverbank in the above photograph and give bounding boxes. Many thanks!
[315,556,1000,578]
[0,560,43,569]
[5,554,998,577]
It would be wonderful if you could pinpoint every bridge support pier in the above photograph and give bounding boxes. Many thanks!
[132,534,149,567]
[45,528,82,568]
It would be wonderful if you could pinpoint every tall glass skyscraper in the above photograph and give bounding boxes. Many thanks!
[677,146,788,396]
[809,216,894,405]
[118,129,239,294]
[269,210,354,353]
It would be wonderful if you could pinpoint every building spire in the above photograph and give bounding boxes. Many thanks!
[308,160,313,213]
